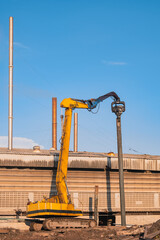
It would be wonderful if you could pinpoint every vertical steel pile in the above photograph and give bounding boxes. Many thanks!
[112,101,126,226]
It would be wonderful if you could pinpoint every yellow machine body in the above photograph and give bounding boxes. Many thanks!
[27,201,82,218]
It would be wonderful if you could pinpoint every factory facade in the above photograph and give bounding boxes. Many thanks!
[0,148,160,225]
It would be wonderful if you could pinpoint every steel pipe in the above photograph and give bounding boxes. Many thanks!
[112,101,126,226]
[8,17,13,150]
[74,113,78,152]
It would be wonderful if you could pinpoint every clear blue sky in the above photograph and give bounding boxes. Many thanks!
[0,0,160,155]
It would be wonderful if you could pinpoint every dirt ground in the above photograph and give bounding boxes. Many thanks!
[0,219,160,240]
[0,226,144,240]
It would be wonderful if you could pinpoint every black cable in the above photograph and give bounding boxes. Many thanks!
[88,103,100,114]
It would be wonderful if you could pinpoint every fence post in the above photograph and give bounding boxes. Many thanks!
[94,185,99,226]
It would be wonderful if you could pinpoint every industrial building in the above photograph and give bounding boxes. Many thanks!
[0,147,160,225]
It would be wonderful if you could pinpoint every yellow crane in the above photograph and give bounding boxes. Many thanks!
[27,92,120,231]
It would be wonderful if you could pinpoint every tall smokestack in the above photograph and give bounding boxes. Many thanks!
[52,98,57,150]
[8,17,13,150]
[74,112,78,152]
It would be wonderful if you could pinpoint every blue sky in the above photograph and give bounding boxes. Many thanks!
[0,0,160,155]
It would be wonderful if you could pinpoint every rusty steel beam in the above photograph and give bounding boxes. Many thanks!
[52,98,57,150]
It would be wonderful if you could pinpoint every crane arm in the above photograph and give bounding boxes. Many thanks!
[56,92,120,204]
[72,91,120,110]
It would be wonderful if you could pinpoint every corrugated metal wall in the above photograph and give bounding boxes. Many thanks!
[0,168,160,214]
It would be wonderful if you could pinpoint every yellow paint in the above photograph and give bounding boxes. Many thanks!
[60,98,88,109]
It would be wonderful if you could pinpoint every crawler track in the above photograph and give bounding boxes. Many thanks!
[29,217,96,231]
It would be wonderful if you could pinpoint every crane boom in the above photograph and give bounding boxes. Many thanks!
[72,91,120,109]
[56,92,120,204]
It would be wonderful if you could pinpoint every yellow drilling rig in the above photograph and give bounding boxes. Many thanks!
[27,92,120,231]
